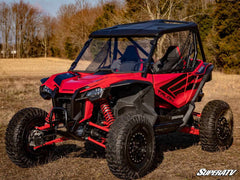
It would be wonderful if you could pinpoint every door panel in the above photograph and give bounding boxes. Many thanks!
[153,72,204,108]
[153,73,188,108]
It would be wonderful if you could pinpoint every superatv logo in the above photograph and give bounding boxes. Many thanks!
[196,168,237,176]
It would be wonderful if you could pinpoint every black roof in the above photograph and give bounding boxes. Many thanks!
[90,19,198,38]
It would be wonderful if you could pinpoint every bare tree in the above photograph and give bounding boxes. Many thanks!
[143,0,210,21]
[39,16,54,58]
[54,0,102,58]
[11,0,42,58]
[0,2,11,58]
[144,0,178,20]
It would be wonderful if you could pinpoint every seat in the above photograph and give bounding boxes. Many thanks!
[153,46,181,73]
[119,45,141,72]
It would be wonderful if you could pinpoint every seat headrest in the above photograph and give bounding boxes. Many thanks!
[164,46,181,61]
[120,45,140,62]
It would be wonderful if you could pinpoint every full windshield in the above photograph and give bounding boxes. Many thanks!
[72,37,154,72]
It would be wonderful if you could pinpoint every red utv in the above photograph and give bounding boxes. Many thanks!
[6,19,233,179]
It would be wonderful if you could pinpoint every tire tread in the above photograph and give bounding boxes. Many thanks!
[199,100,233,152]
[5,107,52,167]
[106,113,155,179]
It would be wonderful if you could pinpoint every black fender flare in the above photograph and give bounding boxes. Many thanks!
[110,80,157,126]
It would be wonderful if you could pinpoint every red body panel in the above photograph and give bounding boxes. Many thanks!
[43,72,153,93]
[79,100,94,123]
[153,60,206,108]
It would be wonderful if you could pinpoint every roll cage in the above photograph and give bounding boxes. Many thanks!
[69,19,206,77]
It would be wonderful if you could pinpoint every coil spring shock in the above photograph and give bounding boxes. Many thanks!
[100,99,115,127]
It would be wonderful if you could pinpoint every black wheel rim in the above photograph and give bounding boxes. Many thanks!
[128,132,147,164]
[216,110,233,144]
[126,124,153,171]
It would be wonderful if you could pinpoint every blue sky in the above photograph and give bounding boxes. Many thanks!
[0,0,100,16]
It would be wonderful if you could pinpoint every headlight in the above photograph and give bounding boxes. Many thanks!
[85,88,103,101]
[40,85,56,100]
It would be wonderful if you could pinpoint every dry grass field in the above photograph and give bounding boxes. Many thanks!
[0,58,239,179]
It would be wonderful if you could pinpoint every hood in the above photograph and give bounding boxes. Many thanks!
[42,72,105,94]
[59,74,105,93]
[41,71,147,95]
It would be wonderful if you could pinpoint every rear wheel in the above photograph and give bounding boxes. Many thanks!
[5,107,55,167]
[106,113,155,179]
[199,100,233,152]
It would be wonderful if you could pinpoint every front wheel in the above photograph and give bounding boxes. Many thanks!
[199,100,233,152]
[5,107,55,167]
[106,113,155,179]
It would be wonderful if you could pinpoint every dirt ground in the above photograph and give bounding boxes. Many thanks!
[0,58,239,179]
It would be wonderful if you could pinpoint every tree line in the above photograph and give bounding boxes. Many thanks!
[0,0,239,73]
[0,1,46,58]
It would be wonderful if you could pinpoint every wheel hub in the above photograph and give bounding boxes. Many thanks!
[128,132,147,164]
[216,116,231,141]
[28,129,45,147]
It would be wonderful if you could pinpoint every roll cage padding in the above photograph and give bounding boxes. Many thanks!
[110,80,157,126]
